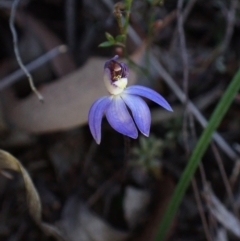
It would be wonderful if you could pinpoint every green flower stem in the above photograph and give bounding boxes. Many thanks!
[155,68,240,241]
[116,15,124,35]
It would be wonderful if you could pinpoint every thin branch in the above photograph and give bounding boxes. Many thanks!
[87,168,124,207]
[80,140,98,179]
[9,0,43,101]
[170,0,198,51]
[177,0,189,97]
[230,161,240,187]
[65,0,76,52]
[124,136,131,163]
[192,178,213,241]
[195,0,237,70]
[182,0,198,21]
[189,113,213,241]
[220,0,238,53]
[0,45,67,91]
[149,54,239,162]
[177,0,190,165]
[211,143,238,217]
[189,119,218,237]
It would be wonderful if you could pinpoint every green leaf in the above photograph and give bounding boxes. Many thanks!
[115,34,126,43]
[105,32,115,43]
[98,41,114,48]
[154,68,240,241]
[114,42,125,48]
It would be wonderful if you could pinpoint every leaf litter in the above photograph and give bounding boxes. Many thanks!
[0,0,240,241]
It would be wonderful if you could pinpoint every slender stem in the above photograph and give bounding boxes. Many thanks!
[114,0,133,49]
[114,2,125,35]
[116,15,124,35]
[191,178,213,241]
[65,0,76,52]
[124,136,131,164]
[9,0,43,101]
[0,45,67,91]
[211,143,238,217]
[123,0,133,33]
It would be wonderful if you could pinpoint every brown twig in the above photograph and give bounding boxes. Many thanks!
[148,52,239,162]
[189,114,221,238]
[170,0,198,51]
[151,85,221,124]
[177,0,190,178]
[181,111,213,241]
[9,0,43,101]
[192,178,213,241]
[220,0,238,53]
[0,45,67,91]
[211,143,238,217]
[178,17,212,232]
[177,0,189,98]
[188,112,213,241]
[196,0,237,70]
[230,161,240,187]
[124,136,131,164]
[87,167,124,207]
[80,140,98,178]
[65,0,76,53]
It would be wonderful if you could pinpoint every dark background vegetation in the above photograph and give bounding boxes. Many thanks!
[0,0,240,240]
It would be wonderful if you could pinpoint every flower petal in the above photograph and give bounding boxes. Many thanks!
[124,85,173,111]
[106,96,138,139]
[121,94,151,137]
[88,96,112,144]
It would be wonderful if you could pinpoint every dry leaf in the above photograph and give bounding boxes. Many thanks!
[123,186,150,229]
[58,196,129,241]
[3,43,145,133]
[0,149,68,241]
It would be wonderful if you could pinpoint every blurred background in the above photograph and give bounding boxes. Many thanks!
[0,0,240,240]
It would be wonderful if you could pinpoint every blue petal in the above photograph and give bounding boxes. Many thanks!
[121,94,151,137]
[124,85,173,111]
[88,96,112,144]
[106,96,138,139]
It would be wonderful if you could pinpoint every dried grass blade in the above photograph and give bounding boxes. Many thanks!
[204,186,240,238]
[0,150,67,241]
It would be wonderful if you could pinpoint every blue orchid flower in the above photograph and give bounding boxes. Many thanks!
[88,55,173,144]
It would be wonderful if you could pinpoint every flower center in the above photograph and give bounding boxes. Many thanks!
[109,61,123,81]
[104,58,129,95]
